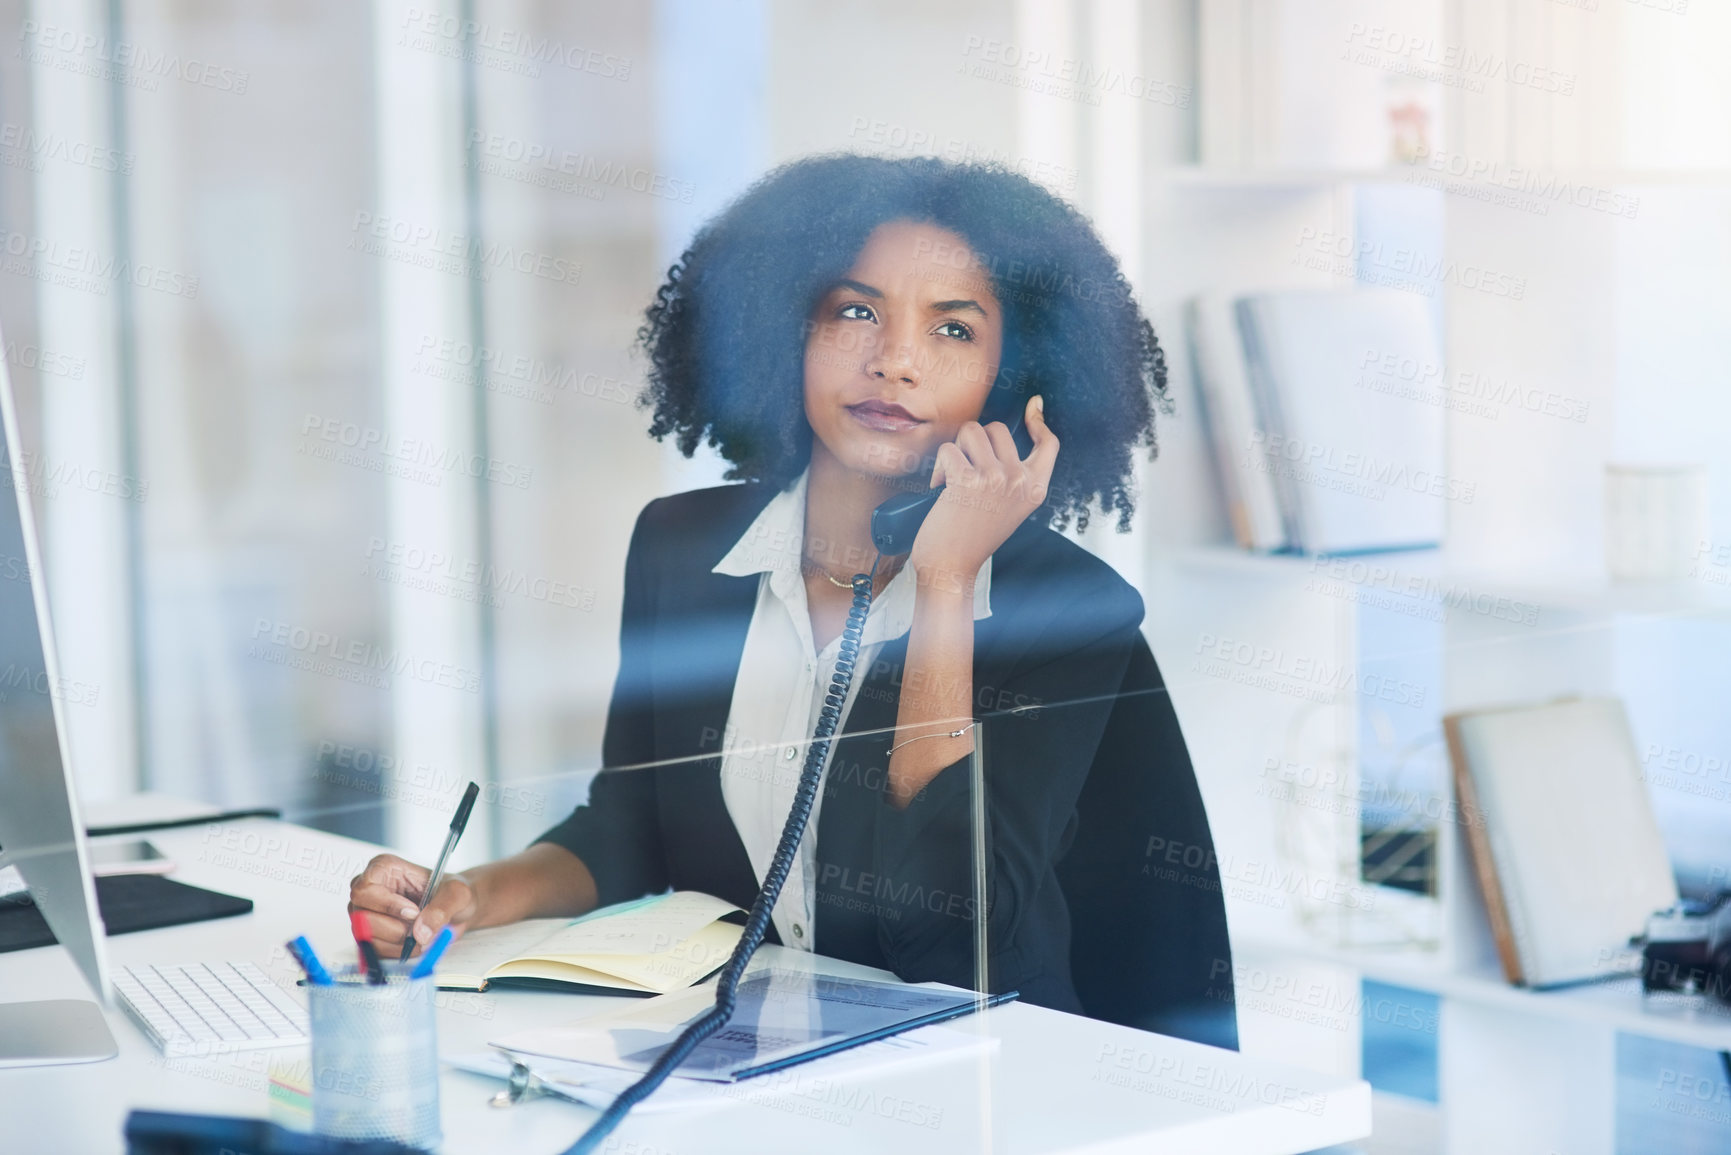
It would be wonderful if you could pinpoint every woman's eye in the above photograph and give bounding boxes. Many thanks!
[837,302,876,322]
[936,320,974,341]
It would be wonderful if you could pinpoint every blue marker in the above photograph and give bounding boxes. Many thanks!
[287,936,333,986]
[409,925,454,980]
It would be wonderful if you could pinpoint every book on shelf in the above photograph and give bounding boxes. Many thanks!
[1186,294,1288,552]
[1186,287,1445,555]
[1236,288,1445,555]
[1444,697,1678,988]
[1198,0,1401,170]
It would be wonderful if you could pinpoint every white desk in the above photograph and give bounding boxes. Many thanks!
[0,810,1370,1153]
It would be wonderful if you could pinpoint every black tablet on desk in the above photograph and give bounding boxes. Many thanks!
[0,874,252,953]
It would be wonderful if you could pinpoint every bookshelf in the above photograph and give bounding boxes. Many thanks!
[1140,19,1731,1150]
[1113,3,1731,1147]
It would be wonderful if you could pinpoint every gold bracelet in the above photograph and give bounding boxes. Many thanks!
[886,721,978,756]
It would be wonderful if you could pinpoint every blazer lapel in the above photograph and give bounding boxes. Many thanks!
[645,488,778,914]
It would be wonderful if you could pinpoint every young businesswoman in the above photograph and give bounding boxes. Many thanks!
[349,155,1235,1044]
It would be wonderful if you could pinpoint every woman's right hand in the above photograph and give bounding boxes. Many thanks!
[347,853,479,957]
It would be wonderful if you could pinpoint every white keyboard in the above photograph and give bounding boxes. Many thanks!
[114,961,309,1057]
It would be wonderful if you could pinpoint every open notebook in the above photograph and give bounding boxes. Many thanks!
[433,891,746,996]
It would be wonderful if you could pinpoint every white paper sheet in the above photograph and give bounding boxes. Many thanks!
[445,1022,995,1114]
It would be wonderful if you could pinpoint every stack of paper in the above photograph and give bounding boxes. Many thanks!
[446,1024,995,1114]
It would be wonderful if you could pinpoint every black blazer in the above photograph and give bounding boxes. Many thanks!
[536,483,1235,1040]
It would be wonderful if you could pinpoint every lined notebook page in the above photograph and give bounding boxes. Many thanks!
[434,918,572,987]
[532,891,741,959]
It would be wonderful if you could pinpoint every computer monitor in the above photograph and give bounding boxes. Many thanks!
[0,320,118,1066]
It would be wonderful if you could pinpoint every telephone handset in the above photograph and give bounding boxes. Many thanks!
[570,400,1029,1152]
[869,402,1030,555]
[869,485,943,555]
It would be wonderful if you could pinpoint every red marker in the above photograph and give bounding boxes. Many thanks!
[350,909,387,984]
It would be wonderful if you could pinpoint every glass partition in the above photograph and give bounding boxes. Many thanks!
[5,2,1731,1152]
[260,687,1274,1147]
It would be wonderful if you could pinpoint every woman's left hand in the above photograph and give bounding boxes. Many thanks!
[908,394,1058,594]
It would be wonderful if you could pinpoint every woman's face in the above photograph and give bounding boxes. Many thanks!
[804,219,1004,480]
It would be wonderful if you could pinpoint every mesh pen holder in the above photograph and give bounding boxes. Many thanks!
[308,964,442,1149]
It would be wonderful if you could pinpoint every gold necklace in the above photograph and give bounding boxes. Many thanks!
[802,554,900,591]
[802,558,859,589]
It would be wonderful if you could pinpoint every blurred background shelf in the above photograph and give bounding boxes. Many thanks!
[1167,544,1731,621]
[1157,164,1731,188]
[1241,932,1731,1056]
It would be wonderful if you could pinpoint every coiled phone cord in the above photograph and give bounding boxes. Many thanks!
[566,562,879,1154]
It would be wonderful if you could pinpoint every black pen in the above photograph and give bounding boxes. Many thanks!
[401,780,480,961]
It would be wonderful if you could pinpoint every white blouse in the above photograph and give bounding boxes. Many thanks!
[709,471,992,951]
